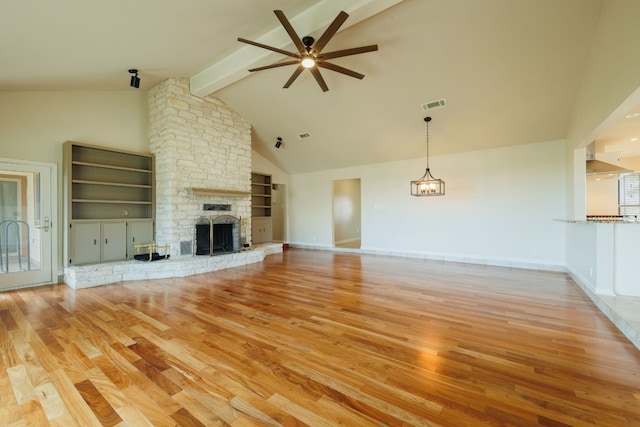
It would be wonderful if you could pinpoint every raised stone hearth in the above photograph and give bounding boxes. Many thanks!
[64,243,282,289]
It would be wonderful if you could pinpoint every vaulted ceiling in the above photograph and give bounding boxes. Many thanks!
[4,0,629,174]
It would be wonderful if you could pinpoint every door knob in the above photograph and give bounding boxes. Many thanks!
[36,217,50,232]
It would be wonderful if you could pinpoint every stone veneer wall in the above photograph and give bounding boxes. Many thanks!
[148,78,252,257]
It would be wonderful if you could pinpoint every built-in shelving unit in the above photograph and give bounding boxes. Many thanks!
[64,141,155,265]
[67,143,154,220]
[251,172,272,243]
[251,173,272,217]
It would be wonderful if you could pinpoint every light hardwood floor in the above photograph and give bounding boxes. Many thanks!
[1,248,640,426]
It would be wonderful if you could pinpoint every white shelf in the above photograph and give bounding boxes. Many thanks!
[72,161,152,174]
[72,179,152,189]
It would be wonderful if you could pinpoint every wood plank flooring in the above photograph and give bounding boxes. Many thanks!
[1,248,640,426]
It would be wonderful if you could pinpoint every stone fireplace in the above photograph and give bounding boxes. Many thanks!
[148,78,251,257]
[63,78,282,290]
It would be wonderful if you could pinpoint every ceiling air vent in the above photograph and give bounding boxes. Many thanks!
[421,98,447,112]
[297,132,312,140]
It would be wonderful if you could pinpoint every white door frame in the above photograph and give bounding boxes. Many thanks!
[0,158,57,290]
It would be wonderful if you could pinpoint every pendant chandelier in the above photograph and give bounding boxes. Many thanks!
[411,116,445,196]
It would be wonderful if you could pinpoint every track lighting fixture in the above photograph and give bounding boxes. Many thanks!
[128,69,140,88]
[275,137,282,149]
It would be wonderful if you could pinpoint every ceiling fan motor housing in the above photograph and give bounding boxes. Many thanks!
[302,36,315,52]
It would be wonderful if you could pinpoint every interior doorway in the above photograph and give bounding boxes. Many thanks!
[332,178,361,249]
[271,183,286,242]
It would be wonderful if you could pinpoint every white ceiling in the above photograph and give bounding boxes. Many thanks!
[3,0,637,174]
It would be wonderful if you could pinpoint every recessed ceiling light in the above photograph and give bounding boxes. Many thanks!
[630,137,638,142]
[625,113,640,118]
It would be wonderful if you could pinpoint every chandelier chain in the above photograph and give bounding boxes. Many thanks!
[425,117,430,170]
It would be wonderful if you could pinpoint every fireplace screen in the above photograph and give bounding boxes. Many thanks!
[194,215,241,256]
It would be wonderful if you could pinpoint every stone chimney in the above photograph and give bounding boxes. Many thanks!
[148,78,252,257]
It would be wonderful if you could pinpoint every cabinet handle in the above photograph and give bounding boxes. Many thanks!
[93,239,97,245]
[105,238,108,245]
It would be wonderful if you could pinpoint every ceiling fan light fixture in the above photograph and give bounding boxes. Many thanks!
[237,10,378,92]
[301,56,316,68]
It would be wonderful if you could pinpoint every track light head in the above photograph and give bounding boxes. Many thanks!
[275,137,282,149]
[128,69,140,88]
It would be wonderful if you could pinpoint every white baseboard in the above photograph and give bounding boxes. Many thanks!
[288,243,565,272]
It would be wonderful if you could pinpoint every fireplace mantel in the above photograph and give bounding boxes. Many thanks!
[185,187,250,197]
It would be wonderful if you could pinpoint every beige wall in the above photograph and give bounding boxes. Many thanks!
[252,150,288,185]
[564,0,640,295]
[566,0,640,151]
[564,0,640,219]
[289,140,567,269]
[0,89,291,271]
[0,90,148,276]
[0,91,148,163]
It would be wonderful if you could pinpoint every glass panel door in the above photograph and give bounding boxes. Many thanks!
[0,159,55,290]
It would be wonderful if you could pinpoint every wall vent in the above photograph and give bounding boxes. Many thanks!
[421,98,447,112]
[297,132,312,140]
[180,240,192,255]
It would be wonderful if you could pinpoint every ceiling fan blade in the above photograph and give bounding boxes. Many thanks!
[319,45,378,60]
[283,65,305,88]
[310,68,329,92]
[248,60,300,72]
[313,11,349,54]
[238,37,300,59]
[317,61,365,80]
[274,10,307,55]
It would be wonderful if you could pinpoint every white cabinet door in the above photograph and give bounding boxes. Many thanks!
[127,220,154,258]
[102,222,127,261]
[70,222,101,265]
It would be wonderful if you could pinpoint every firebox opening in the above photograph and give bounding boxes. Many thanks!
[194,215,241,256]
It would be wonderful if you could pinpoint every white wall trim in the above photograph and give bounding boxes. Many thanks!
[289,243,566,272]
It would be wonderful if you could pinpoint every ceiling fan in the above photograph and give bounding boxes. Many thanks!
[238,10,378,92]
